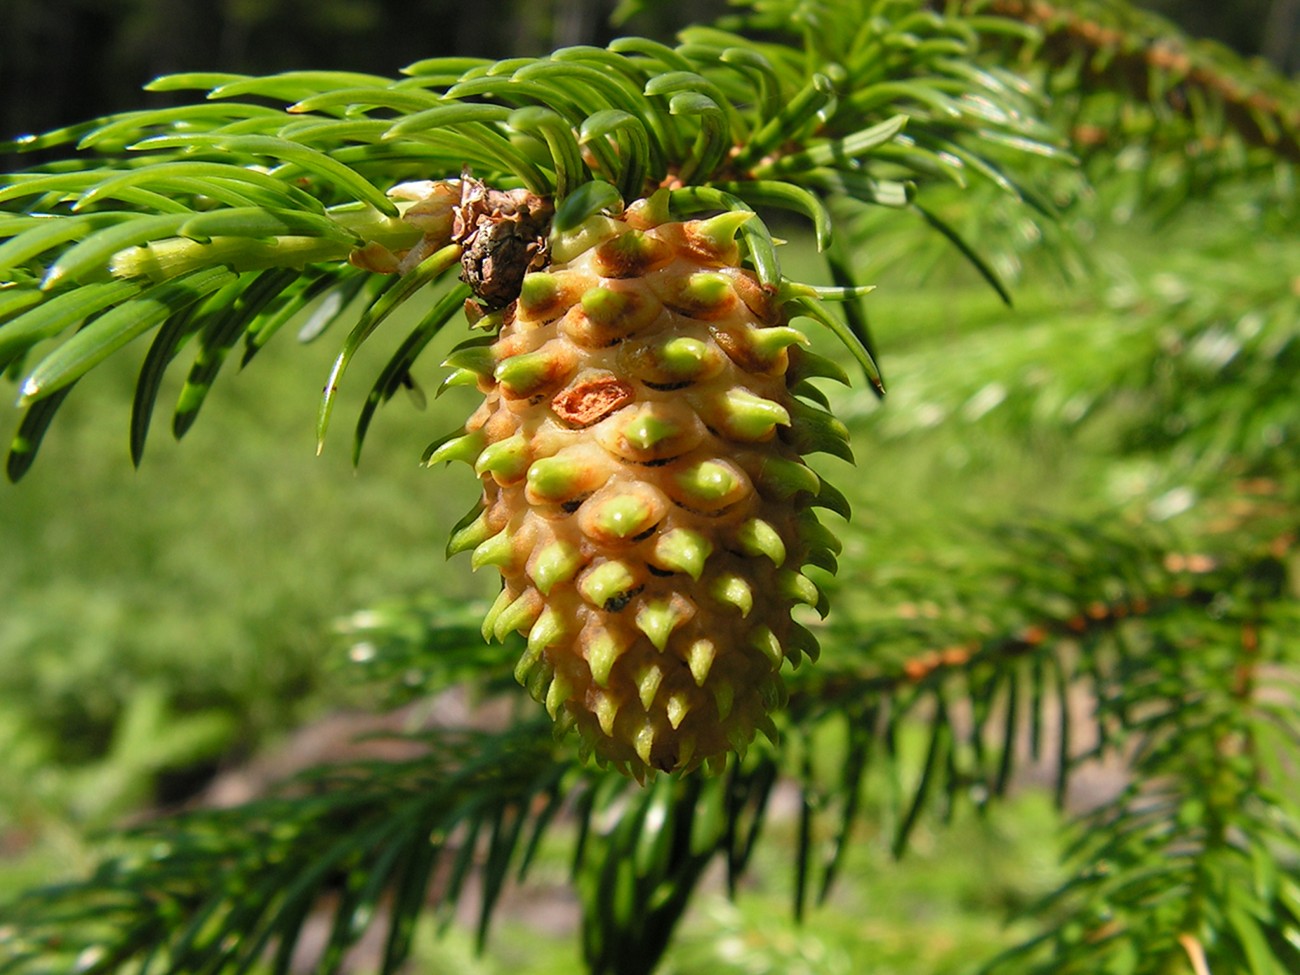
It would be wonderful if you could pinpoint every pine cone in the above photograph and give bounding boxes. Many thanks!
[432,191,847,776]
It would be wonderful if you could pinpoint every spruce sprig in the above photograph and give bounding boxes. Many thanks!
[1,0,1062,477]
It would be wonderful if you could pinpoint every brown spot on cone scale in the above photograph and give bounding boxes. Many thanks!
[552,376,636,427]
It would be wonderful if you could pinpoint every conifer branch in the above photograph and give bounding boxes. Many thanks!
[1,2,1066,478]
[0,723,584,975]
[982,536,1300,973]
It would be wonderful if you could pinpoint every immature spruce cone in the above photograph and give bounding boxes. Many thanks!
[433,192,847,776]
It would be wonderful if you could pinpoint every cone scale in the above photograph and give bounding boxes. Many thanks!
[438,191,839,776]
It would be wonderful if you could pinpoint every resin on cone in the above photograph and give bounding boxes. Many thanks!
[431,188,847,776]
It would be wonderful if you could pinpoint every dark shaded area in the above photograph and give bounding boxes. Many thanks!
[1,0,1293,159]
[1140,0,1300,72]
[0,0,726,154]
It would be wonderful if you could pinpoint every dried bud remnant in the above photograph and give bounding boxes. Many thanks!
[452,177,554,308]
